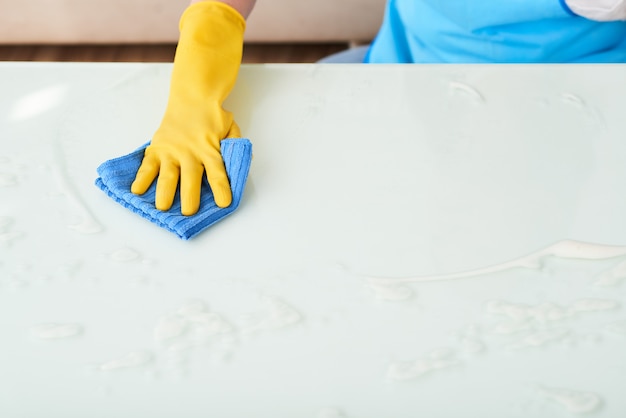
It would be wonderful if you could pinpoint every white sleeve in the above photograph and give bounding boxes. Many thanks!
[565,0,626,21]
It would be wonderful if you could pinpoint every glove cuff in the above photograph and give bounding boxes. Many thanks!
[171,1,245,104]
[179,1,246,42]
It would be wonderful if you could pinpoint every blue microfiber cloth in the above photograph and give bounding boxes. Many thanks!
[95,138,252,240]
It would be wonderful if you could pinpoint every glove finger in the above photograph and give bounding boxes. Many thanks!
[155,160,180,212]
[180,163,204,216]
[131,153,160,195]
[226,120,241,138]
[204,154,232,208]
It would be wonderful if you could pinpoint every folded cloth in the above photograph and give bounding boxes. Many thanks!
[95,138,252,240]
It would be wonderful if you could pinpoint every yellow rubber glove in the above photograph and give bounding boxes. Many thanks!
[131,1,245,215]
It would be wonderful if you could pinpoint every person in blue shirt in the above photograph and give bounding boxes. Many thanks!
[132,0,626,215]
[324,0,626,63]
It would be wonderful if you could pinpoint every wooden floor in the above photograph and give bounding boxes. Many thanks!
[0,43,349,63]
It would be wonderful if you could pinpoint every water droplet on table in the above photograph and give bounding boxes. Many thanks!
[110,248,141,263]
[154,315,187,342]
[540,386,602,415]
[99,350,153,371]
[0,173,17,187]
[31,323,83,340]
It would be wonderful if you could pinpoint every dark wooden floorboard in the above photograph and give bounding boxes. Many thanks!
[0,43,349,63]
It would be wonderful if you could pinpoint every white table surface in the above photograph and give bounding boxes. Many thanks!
[1,62,626,417]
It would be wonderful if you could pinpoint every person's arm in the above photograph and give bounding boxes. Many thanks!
[131,0,257,216]
[192,0,256,18]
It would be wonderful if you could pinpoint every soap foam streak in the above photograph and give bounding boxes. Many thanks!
[368,240,626,284]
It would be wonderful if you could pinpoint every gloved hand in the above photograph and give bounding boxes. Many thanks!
[131,1,245,215]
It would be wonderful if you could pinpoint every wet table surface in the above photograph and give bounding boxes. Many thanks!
[1,62,626,417]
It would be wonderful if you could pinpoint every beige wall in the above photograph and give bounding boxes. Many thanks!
[0,0,386,44]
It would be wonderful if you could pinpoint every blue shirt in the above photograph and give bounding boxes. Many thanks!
[365,0,626,63]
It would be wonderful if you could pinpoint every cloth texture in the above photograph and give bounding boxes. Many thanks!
[95,138,252,240]
[365,0,626,63]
